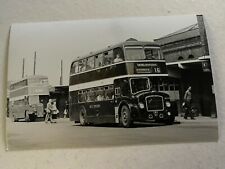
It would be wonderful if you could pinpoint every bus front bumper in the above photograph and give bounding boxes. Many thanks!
[132,107,173,122]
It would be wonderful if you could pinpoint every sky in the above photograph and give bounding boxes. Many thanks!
[8,15,197,86]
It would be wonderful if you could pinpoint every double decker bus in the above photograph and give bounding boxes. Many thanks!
[9,75,50,122]
[69,39,175,127]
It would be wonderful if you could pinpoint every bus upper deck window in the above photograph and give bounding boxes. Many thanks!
[86,56,95,70]
[70,62,75,74]
[103,50,113,65]
[144,48,161,60]
[113,48,124,63]
[125,46,145,60]
[70,62,78,74]
[78,59,86,72]
[74,62,79,73]
[113,54,123,63]
[95,54,104,68]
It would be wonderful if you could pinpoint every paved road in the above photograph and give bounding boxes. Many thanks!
[6,116,218,151]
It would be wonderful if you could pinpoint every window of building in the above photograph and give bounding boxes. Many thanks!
[178,56,184,60]
[188,54,194,59]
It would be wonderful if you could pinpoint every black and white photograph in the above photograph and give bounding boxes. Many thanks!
[6,15,218,150]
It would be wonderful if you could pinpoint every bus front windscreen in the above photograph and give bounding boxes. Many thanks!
[130,78,150,94]
[125,46,161,60]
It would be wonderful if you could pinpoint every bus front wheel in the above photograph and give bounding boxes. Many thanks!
[120,105,132,128]
[79,107,87,126]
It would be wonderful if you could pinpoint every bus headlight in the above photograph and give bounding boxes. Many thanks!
[138,103,145,109]
[165,101,171,107]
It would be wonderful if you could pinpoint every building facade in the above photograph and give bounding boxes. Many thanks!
[154,15,216,117]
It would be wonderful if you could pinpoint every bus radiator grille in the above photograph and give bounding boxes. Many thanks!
[146,96,164,111]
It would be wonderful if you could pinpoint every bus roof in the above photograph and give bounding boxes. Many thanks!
[71,39,160,63]
[10,75,48,86]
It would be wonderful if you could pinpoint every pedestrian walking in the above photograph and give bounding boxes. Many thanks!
[64,100,69,118]
[45,99,55,123]
[63,109,68,118]
[52,100,59,122]
[183,86,195,120]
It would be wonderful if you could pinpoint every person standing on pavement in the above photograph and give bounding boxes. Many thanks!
[183,86,195,119]
[45,99,54,123]
[52,101,59,121]
[64,100,69,118]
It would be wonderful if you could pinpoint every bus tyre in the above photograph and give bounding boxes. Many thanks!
[120,105,132,128]
[79,107,87,126]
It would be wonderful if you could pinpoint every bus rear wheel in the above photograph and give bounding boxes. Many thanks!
[120,105,132,128]
[79,107,87,126]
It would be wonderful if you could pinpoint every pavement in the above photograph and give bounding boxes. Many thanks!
[175,115,218,123]
[6,116,218,151]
